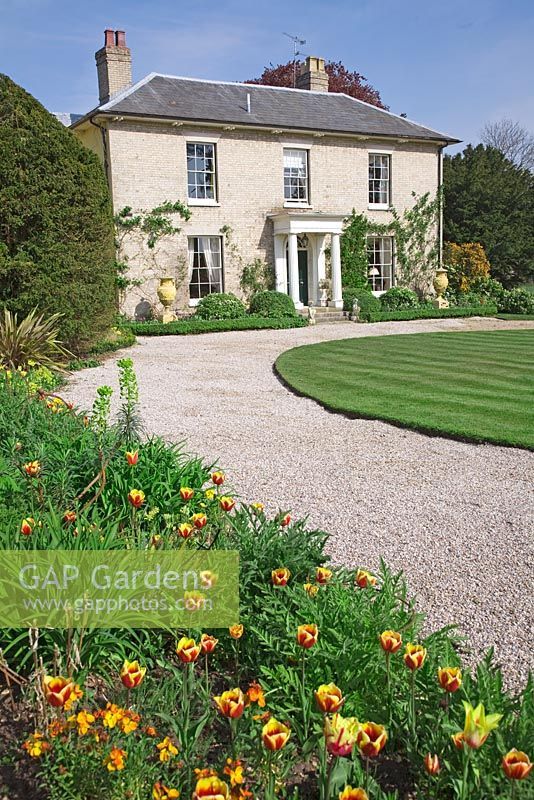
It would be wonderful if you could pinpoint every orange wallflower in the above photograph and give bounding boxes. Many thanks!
[125,450,139,465]
[262,718,291,751]
[120,659,146,689]
[339,789,368,800]
[379,630,402,654]
[104,746,127,771]
[437,666,462,693]
[219,496,235,512]
[176,637,201,663]
[424,753,441,775]
[214,688,245,719]
[297,624,318,649]
[316,567,333,585]
[229,624,244,640]
[180,487,194,501]
[128,489,145,508]
[153,782,180,800]
[211,471,225,486]
[200,633,219,654]
[502,749,533,781]
[246,681,266,708]
[272,567,291,586]
[404,643,427,671]
[356,722,388,758]
[303,582,319,597]
[315,683,344,714]
[23,732,51,758]
[156,736,179,763]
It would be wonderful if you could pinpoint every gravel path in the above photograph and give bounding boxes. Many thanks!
[65,317,534,690]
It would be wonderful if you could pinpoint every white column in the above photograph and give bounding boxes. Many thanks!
[287,232,302,308]
[274,234,287,294]
[329,232,343,309]
[315,234,326,304]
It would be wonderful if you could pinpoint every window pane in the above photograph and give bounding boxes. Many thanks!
[188,236,224,299]
[283,148,308,202]
[187,142,217,201]
[367,236,394,292]
[368,154,390,205]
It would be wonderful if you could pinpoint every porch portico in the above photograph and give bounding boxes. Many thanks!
[269,212,345,309]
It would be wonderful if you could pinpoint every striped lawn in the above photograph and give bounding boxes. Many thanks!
[275,330,534,449]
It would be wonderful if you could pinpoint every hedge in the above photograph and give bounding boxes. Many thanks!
[128,316,308,336]
[359,305,498,323]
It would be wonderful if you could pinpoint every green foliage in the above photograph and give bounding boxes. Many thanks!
[389,191,441,293]
[379,287,419,310]
[360,305,497,322]
[443,241,491,294]
[342,287,380,313]
[127,316,308,335]
[249,290,298,318]
[340,211,369,288]
[0,75,116,350]
[194,292,247,320]
[239,258,275,301]
[498,287,534,314]
[0,308,72,370]
[444,144,534,287]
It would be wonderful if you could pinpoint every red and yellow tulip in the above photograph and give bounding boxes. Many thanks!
[502,749,532,781]
[355,569,377,589]
[280,513,291,527]
[316,566,333,584]
[304,582,319,597]
[356,721,387,758]
[297,624,318,649]
[379,630,402,654]
[43,676,82,709]
[315,683,344,714]
[404,643,427,671]
[451,731,465,750]
[272,567,291,586]
[461,701,502,749]
[262,718,291,751]
[191,513,208,529]
[200,633,218,654]
[424,753,441,775]
[127,489,145,508]
[219,496,235,512]
[125,450,139,466]
[62,509,76,525]
[120,659,146,689]
[211,471,225,486]
[180,486,194,501]
[339,789,368,800]
[23,460,41,478]
[193,776,229,799]
[229,624,244,640]
[176,637,201,663]
[324,714,359,758]
[178,522,194,539]
[213,688,245,719]
[20,517,34,536]
[437,666,462,693]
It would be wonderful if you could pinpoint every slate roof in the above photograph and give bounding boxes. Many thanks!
[75,73,459,144]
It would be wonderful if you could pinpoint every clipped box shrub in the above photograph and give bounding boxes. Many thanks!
[342,287,380,313]
[249,290,297,318]
[194,292,247,320]
[380,287,419,310]
[128,315,307,335]
[360,305,497,322]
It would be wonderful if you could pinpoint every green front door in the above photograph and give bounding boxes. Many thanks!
[298,249,309,306]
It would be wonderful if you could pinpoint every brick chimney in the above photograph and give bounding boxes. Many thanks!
[95,29,132,105]
[296,56,329,92]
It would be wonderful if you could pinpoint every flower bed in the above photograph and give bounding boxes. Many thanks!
[128,316,307,336]
[358,306,498,323]
[0,362,532,800]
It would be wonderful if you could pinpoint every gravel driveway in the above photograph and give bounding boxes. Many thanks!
[65,317,534,690]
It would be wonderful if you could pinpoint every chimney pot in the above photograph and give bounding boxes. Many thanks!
[104,29,115,47]
[95,28,132,105]
[115,30,126,47]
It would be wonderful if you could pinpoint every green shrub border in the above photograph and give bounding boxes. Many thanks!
[359,305,498,323]
[128,315,308,336]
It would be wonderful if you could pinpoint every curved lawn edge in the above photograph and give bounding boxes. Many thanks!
[275,331,534,451]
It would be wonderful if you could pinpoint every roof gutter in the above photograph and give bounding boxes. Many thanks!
[76,110,457,147]
[89,115,111,183]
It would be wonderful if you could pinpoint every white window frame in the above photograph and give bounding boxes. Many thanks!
[188,236,224,305]
[367,235,394,295]
[283,147,310,206]
[186,140,218,205]
[368,150,392,210]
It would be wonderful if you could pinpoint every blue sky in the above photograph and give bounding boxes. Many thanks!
[1,0,533,153]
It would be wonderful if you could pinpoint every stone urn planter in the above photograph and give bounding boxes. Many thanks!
[432,267,449,309]
[157,276,177,323]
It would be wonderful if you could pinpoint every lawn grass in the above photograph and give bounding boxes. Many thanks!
[275,330,534,449]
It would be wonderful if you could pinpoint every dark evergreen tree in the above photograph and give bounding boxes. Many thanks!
[0,75,116,348]
[443,144,534,287]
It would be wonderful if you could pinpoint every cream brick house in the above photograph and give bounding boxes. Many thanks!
[72,30,458,318]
